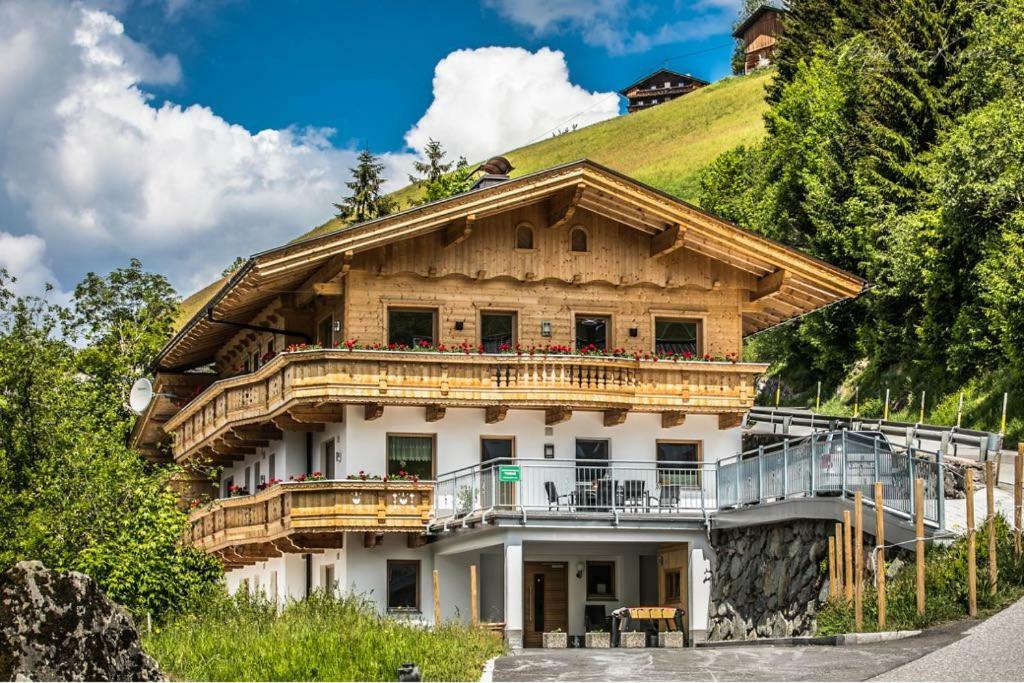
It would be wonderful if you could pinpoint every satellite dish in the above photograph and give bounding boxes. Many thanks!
[129,377,154,414]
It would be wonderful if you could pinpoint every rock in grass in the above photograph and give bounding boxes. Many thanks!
[0,561,163,681]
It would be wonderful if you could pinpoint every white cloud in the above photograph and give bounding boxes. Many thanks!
[404,47,619,163]
[0,2,614,300]
[485,0,742,54]
[0,232,61,298]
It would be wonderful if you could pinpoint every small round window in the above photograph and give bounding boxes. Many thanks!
[515,223,534,250]
[570,227,588,252]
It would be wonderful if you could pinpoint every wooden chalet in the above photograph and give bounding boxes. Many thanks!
[733,2,788,74]
[619,69,709,113]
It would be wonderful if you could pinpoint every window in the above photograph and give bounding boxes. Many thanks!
[387,560,420,611]
[388,308,436,348]
[575,438,609,484]
[657,441,701,487]
[481,436,514,465]
[322,565,336,594]
[251,350,260,371]
[570,227,588,252]
[387,435,435,480]
[575,315,609,351]
[586,561,616,600]
[254,462,262,488]
[221,475,234,498]
[515,223,534,249]
[317,316,333,347]
[480,312,516,352]
[322,439,336,479]
[268,453,276,481]
[654,318,700,356]
[244,466,251,493]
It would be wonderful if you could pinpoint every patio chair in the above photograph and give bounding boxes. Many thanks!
[622,480,650,512]
[544,481,573,511]
[659,483,681,511]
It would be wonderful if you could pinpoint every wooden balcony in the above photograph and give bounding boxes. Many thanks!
[187,480,434,568]
[164,349,767,462]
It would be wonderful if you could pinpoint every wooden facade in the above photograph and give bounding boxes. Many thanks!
[620,69,709,113]
[734,4,787,74]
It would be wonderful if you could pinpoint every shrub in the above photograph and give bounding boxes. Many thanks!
[146,590,505,681]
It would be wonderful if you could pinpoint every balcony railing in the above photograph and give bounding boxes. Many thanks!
[187,480,433,564]
[164,349,765,460]
[433,431,944,528]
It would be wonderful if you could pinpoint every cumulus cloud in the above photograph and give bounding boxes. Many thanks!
[405,47,619,163]
[0,232,63,300]
[485,0,742,54]
[0,2,616,299]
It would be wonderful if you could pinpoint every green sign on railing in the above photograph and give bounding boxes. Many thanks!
[498,465,521,483]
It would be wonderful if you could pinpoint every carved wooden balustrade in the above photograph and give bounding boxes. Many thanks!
[164,349,767,462]
[187,480,433,567]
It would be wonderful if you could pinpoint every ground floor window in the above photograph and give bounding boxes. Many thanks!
[586,561,616,600]
[387,560,420,611]
[387,434,435,480]
[322,564,335,594]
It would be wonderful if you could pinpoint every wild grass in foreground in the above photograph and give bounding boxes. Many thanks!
[145,591,505,681]
[819,514,1024,635]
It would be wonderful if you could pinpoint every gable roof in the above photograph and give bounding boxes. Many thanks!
[155,159,866,371]
[732,1,788,38]
[619,69,710,96]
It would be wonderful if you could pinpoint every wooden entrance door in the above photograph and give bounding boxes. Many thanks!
[657,543,689,632]
[524,562,568,647]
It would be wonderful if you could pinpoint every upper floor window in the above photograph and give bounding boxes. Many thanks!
[317,316,334,347]
[481,311,516,352]
[570,227,588,253]
[515,223,534,250]
[388,308,436,348]
[654,318,700,356]
[657,440,701,488]
[575,314,609,351]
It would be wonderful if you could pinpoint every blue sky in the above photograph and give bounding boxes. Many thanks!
[122,1,738,152]
[0,0,742,299]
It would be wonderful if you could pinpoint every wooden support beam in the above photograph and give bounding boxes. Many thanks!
[545,406,572,426]
[603,409,628,427]
[364,403,384,421]
[661,411,686,429]
[233,426,284,441]
[363,532,383,548]
[425,405,446,423]
[485,405,508,424]
[443,215,475,248]
[295,250,353,305]
[548,183,585,230]
[752,269,789,301]
[272,415,324,432]
[407,533,428,549]
[718,412,743,430]
[650,224,686,258]
[311,281,344,296]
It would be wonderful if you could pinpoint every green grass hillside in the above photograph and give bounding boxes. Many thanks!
[176,70,771,328]
[300,70,772,241]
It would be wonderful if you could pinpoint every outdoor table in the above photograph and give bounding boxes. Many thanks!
[611,606,687,647]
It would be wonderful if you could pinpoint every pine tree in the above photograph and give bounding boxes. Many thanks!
[408,138,454,186]
[334,150,396,223]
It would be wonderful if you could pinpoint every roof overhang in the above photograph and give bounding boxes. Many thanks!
[732,3,788,38]
[155,159,866,371]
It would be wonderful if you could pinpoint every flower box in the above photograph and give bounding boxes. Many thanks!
[542,632,568,648]
[585,632,611,648]
[619,631,646,648]
[658,631,686,648]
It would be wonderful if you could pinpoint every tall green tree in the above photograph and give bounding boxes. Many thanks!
[334,150,396,223]
[408,139,474,205]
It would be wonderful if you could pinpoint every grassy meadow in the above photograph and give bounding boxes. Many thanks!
[146,592,505,681]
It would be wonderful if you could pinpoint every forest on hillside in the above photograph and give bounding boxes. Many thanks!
[704,0,1024,437]
[1,0,1023,620]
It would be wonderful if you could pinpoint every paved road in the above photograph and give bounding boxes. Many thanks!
[492,620,977,681]
[874,597,1024,681]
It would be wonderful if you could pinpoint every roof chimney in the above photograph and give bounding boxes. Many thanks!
[470,156,514,190]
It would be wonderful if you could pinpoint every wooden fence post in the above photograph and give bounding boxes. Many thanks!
[854,491,863,631]
[470,564,479,627]
[433,569,441,628]
[967,473,977,618]
[874,482,886,629]
[987,461,998,596]
[915,477,925,616]
[1016,444,1023,559]
[843,510,853,604]
[835,522,844,597]
[828,536,838,599]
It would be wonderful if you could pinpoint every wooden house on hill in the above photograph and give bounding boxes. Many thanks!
[733,2,788,74]
[620,69,709,113]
